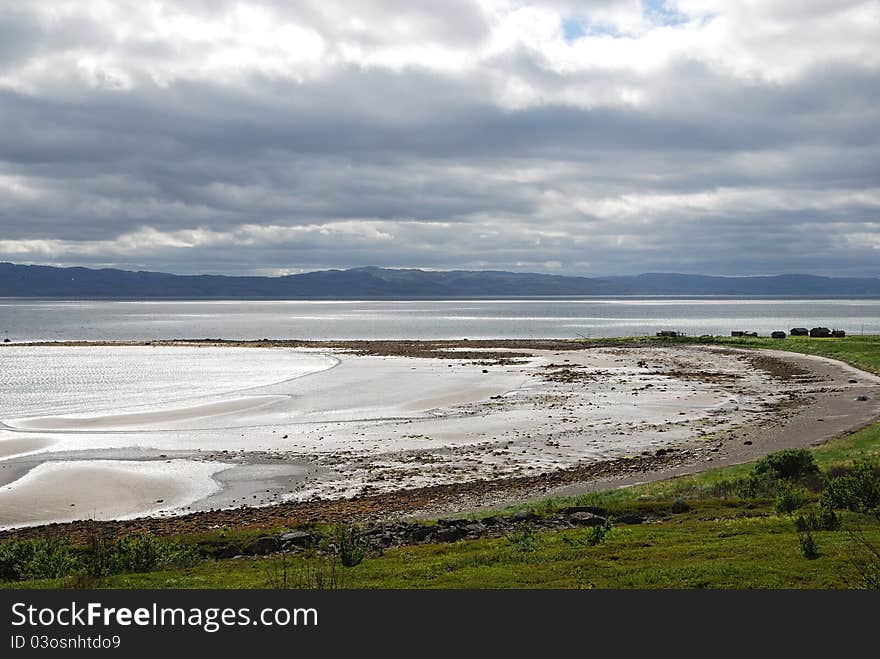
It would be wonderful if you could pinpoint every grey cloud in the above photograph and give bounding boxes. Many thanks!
[0,1,877,277]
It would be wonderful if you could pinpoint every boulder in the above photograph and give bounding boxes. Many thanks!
[567,512,606,527]
[613,513,644,525]
[434,527,467,543]
[510,509,537,522]
[463,522,487,535]
[406,525,435,542]
[278,530,314,548]
[245,536,279,555]
[561,505,609,517]
[215,544,242,559]
[671,498,691,514]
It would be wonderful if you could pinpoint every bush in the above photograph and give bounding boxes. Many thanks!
[330,524,368,568]
[775,482,809,514]
[585,518,613,546]
[798,529,819,560]
[823,459,880,513]
[731,473,772,499]
[755,449,818,481]
[0,537,76,582]
[112,533,162,573]
[506,523,540,553]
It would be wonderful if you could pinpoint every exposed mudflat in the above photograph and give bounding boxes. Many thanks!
[0,339,877,535]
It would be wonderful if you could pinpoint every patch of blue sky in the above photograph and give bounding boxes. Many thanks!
[561,18,627,41]
[641,0,689,27]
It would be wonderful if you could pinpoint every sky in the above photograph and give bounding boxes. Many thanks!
[0,0,878,277]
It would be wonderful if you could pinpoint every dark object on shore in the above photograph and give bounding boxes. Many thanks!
[731,331,758,337]
[790,327,809,336]
[810,327,832,338]
[771,331,786,339]
[656,330,678,337]
[831,329,846,338]
[2,338,9,343]
[671,498,691,514]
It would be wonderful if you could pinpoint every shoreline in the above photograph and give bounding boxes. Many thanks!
[0,338,878,540]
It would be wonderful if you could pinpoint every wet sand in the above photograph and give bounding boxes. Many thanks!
[0,339,877,533]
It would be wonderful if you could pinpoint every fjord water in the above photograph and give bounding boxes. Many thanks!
[1,297,879,342]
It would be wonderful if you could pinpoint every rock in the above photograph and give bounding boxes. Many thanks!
[463,522,487,535]
[857,395,869,401]
[671,498,691,514]
[848,379,858,384]
[437,518,470,527]
[613,513,644,525]
[278,530,314,548]
[561,505,609,517]
[481,516,499,526]
[510,509,537,522]
[434,527,467,542]
[245,536,279,555]
[567,512,606,526]
[216,544,241,559]
[406,525,435,542]
[743,440,753,445]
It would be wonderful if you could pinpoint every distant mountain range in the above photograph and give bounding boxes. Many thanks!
[1,262,879,298]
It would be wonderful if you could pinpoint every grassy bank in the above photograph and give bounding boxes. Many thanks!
[584,334,880,375]
[3,335,878,589]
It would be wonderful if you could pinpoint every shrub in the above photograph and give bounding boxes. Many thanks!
[0,537,76,582]
[798,529,819,560]
[775,482,809,514]
[112,533,162,573]
[823,460,880,513]
[506,523,540,553]
[330,524,368,567]
[585,518,613,546]
[755,449,818,481]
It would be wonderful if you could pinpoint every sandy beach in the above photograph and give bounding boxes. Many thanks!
[0,339,878,532]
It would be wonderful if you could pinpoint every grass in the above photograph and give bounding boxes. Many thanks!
[582,334,880,375]
[3,334,879,589]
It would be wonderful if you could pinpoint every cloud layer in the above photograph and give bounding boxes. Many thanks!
[1,0,878,276]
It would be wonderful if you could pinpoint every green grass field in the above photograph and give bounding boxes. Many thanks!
[3,336,879,589]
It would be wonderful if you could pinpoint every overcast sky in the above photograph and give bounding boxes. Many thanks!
[0,1,878,277]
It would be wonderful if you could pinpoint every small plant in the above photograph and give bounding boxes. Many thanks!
[506,523,540,553]
[798,529,819,560]
[330,523,368,568]
[586,518,613,546]
[775,482,808,514]
[82,531,114,579]
[755,448,818,481]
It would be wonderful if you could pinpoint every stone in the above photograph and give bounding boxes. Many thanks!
[857,395,869,401]
[406,525,435,542]
[245,536,279,555]
[463,522,487,535]
[434,527,467,542]
[278,530,314,548]
[567,512,606,526]
[215,544,241,559]
[613,513,644,525]
[671,498,691,514]
[510,509,537,522]
[561,505,609,517]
